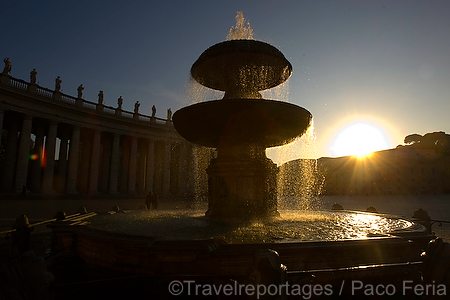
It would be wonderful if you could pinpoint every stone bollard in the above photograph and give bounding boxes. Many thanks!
[54,211,67,221]
[138,203,148,210]
[421,238,450,287]
[248,249,287,300]
[10,215,34,257]
[331,203,344,211]
[366,206,377,213]
[77,206,88,214]
[0,251,54,300]
[412,208,432,234]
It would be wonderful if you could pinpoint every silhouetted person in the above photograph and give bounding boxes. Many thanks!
[145,192,152,209]
[167,108,172,121]
[151,105,156,117]
[146,191,158,209]
[152,191,158,209]
[134,101,140,114]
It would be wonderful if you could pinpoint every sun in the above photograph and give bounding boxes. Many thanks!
[328,121,391,158]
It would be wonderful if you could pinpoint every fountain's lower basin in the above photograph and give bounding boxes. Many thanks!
[172,99,312,148]
[50,209,432,277]
[87,210,419,243]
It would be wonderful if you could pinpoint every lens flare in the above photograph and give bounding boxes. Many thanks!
[328,120,390,158]
[29,153,39,160]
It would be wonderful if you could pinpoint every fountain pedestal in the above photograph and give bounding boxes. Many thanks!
[206,155,279,219]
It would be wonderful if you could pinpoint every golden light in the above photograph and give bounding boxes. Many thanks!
[328,121,390,158]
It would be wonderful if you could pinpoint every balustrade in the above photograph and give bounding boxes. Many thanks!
[2,74,170,125]
[9,78,28,90]
[36,86,53,98]
[103,105,116,115]
[61,94,77,105]
[82,100,97,110]
[138,115,150,122]
[122,110,134,119]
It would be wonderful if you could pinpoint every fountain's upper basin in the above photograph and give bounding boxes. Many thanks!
[172,99,312,148]
[87,209,422,244]
[191,40,292,96]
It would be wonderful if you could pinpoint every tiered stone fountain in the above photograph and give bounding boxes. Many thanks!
[173,39,311,220]
[49,14,435,294]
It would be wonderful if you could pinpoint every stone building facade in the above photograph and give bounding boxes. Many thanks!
[318,148,450,196]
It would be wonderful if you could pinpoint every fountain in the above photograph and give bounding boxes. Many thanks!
[48,12,437,296]
[173,36,311,220]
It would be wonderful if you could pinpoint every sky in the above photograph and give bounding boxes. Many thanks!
[2,0,450,164]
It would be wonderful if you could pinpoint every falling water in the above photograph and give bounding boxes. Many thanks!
[191,145,214,203]
[272,120,325,210]
[185,78,224,105]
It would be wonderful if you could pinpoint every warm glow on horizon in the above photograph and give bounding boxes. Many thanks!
[328,121,391,158]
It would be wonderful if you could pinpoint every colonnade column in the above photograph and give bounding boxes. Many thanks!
[108,134,120,194]
[99,137,111,192]
[42,121,58,193]
[178,142,189,196]
[128,136,138,194]
[1,120,18,191]
[0,109,4,147]
[55,131,69,192]
[30,125,44,192]
[136,143,146,193]
[145,140,155,193]
[187,144,196,197]
[162,141,171,196]
[119,138,130,193]
[88,130,101,193]
[14,116,33,192]
[78,138,91,193]
[66,126,80,193]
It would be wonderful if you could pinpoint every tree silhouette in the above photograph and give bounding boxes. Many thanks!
[404,134,422,145]
[403,131,450,155]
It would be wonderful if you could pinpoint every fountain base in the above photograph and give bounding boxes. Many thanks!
[49,217,432,277]
[206,156,279,220]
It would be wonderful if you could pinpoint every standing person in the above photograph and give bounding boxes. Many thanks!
[145,191,152,209]
[151,191,158,209]
[21,185,26,197]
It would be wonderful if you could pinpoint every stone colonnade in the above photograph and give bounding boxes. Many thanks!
[0,110,194,197]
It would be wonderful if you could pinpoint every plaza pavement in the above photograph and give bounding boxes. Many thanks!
[0,193,196,233]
